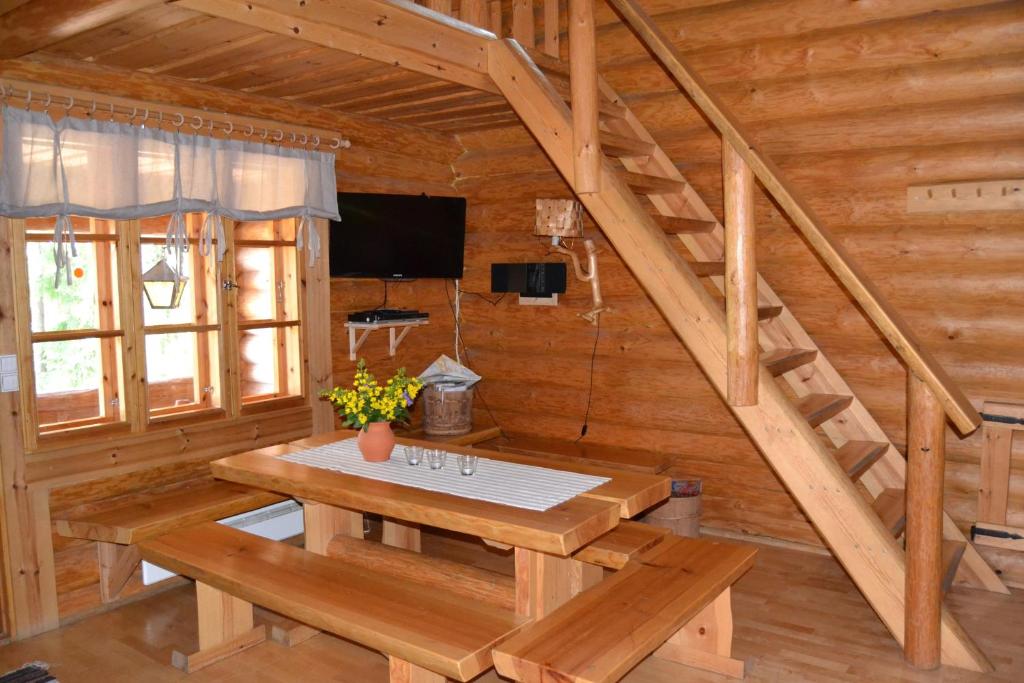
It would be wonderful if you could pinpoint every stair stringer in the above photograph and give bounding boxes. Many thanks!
[594,78,1007,597]
[486,37,991,673]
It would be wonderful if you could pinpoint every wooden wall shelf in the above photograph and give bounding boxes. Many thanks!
[343,319,429,361]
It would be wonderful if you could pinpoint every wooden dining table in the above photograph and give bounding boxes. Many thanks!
[210,430,671,619]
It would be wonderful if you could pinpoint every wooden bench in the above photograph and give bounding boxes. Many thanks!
[54,478,284,602]
[140,522,526,680]
[484,434,671,474]
[494,535,756,682]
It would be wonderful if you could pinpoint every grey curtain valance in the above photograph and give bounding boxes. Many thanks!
[0,106,340,283]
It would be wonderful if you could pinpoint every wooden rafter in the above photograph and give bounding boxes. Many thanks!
[0,0,165,59]
[176,0,498,94]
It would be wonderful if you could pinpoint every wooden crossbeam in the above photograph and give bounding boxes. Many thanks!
[178,0,498,93]
[0,0,165,60]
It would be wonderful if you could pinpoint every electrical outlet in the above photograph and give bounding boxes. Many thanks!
[0,354,18,393]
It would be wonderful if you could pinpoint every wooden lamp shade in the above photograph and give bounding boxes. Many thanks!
[535,199,583,238]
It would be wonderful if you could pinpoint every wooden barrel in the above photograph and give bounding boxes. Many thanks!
[643,479,702,537]
[422,385,474,436]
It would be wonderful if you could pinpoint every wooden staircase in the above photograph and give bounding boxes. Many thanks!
[485,22,1005,674]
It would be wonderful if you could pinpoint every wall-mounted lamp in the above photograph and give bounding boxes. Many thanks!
[535,199,608,325]
[142,257,188,309]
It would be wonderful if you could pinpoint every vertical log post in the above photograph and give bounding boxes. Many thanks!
[511,0,535,46]
[722,141,757,406]
[905,373,945,669]
[569,0,600,194]
[543,0,560,57]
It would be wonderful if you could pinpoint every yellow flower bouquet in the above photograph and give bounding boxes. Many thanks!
[321,359,423,430]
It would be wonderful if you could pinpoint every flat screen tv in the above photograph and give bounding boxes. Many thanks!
[329,192,466,279]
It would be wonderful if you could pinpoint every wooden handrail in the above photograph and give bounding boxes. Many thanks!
[605,0,981,434]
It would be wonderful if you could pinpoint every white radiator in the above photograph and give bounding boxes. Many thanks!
[141,499,304,585]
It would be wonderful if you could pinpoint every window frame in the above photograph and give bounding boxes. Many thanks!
[8,214,309,448]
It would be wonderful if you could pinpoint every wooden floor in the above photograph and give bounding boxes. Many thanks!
[0,530,1020,682]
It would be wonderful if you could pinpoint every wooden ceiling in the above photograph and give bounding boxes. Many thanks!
[23,1,522,134]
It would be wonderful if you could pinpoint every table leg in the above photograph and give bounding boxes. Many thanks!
[303,501,364,554]
[383,517,422,552]
[515,548,594,619]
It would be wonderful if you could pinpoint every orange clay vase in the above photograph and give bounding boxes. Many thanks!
[357,422,396,462]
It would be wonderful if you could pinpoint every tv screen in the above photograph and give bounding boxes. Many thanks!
[329,192,466,279]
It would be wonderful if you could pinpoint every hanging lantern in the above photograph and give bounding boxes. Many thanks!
[142,257,188,309]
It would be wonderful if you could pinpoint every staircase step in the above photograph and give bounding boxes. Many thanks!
[795,393,852,428]
[525,47,570,78]
[600,132,656,160]
[872,488,907,537]
[652,214,718,234]
[761,347,818,376]
[757,304,783,321]
[623,171,688,195]
[833,440,889,481]
[689,261,725,277]
[941,540,967,596]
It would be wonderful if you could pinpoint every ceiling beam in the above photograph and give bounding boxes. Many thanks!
[0,0,165,59]
[0,54,462,165]
[175,0,499,94]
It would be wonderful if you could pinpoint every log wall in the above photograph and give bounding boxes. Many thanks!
[435,0,1024,581]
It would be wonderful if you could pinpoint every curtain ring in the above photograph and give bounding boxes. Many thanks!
[300,133,308,145]
[43,93,51,111]
[274,129,284,142]
[140,108,148,126]
[90,99,97,116]
[108,102,115,120]
[290,131,296,143]
[261,128,268,140]
[129,107,137,122]
[190,115,203,130]
[312,135,320,148]
[244,124,254,137]
[24,89,31,110]
[157,110,163,125]
[330,137,341,150]
[64,95,75,112]
[224,120,233,135]
[173,112,185,128]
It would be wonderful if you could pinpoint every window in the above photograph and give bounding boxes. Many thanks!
[10,214,306,441]
[23,217,124,434]
[233,220,303,406]
[140,215,223,421]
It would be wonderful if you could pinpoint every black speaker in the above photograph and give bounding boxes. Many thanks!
[491,263,567,296]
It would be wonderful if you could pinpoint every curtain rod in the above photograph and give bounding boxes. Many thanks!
[0,80,352,152]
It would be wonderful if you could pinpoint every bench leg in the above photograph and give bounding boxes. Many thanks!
[654,588,745,679]
[171,581,266,673]
[383,517,422,552]
[389,656,447,683]
[97,542,140,603]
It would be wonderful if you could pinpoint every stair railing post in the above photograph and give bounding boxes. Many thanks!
[569,0,600,194]
[905,372,946,669]
[722,141,757,406]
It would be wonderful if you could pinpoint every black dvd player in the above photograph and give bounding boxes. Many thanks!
[347,308,429,323]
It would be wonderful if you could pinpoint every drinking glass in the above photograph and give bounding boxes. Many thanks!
[457,454,478,476]
[427,449,447,470]
[404,445,423,466]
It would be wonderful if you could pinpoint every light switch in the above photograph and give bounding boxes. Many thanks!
[0,354,18,393]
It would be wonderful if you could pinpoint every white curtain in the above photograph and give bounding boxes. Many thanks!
[0,106,340,283]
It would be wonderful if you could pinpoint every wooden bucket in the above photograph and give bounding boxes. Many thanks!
[644,479,702,537]
[422,385,474,436]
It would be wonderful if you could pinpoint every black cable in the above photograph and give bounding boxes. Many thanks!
[373,279,388,310]
[461,291,506,306]
[574,316,601,444]
[442,279,505,438]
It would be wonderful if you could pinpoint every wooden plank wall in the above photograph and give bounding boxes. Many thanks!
[404,1,1023,581]
[0,58,463,629]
